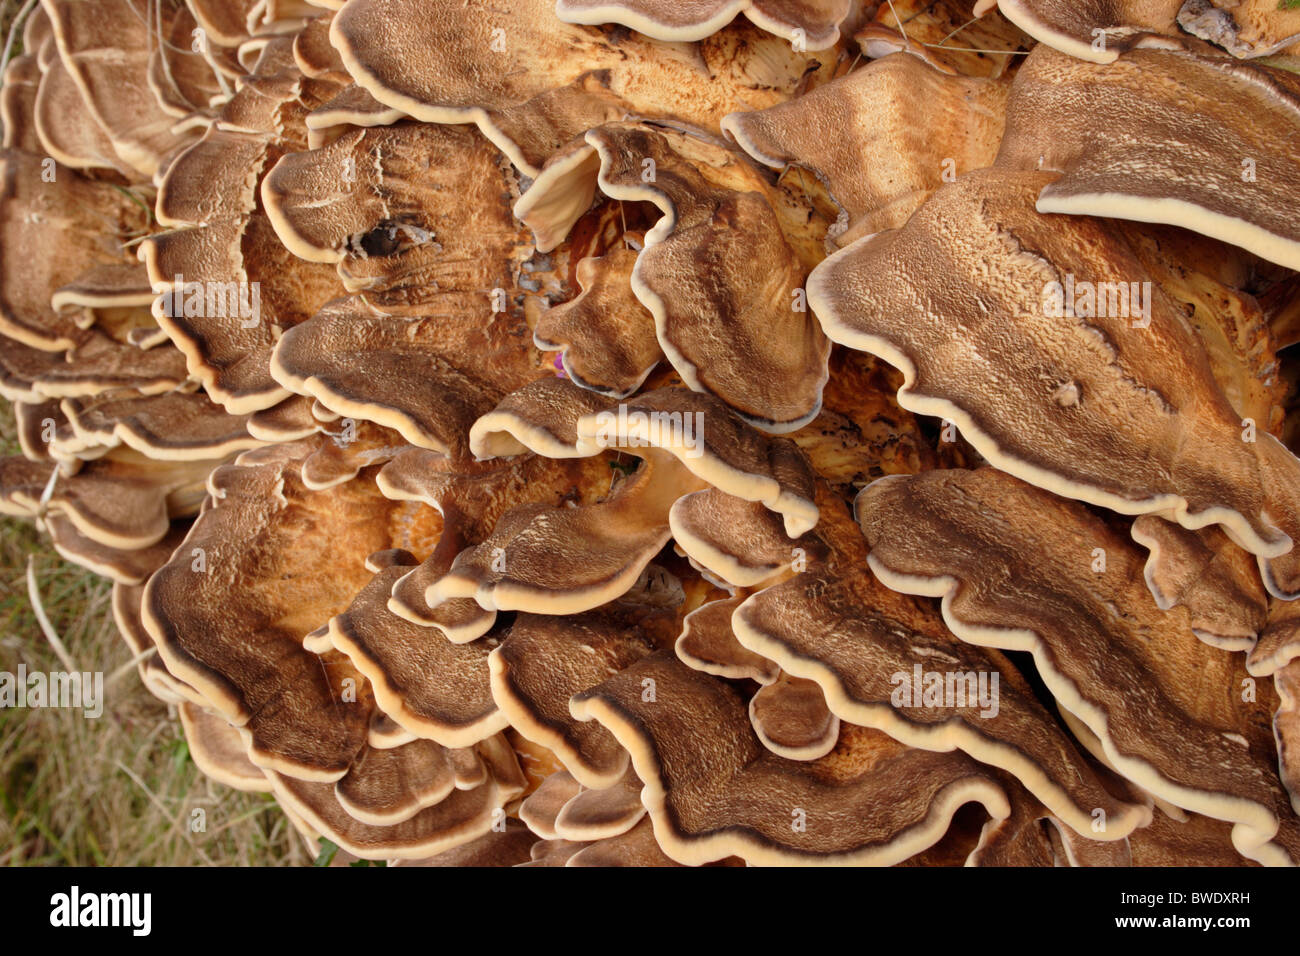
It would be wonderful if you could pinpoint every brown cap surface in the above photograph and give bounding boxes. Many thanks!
[556,0,852,48]
[808,167,1300,595]
[571,653,1017,866]
[585,123,829,432]
[859,467,1299,864]
[724,54,1008,244]
[997,45,1300,270]
[328,562,507,747]
[143,442,402,780]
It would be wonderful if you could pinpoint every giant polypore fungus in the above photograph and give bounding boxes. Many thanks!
[3,0,1300,868]
[997,44,1300,270]
[571,652,1022,866]
[555,0,853,49]
[141,36,345,414]
[436,382,818,625]
[331,0,825,176]
[808,168,1300,600]
[858,468,1300,865]
[977,0,1300,63]
[723,53,1010,244]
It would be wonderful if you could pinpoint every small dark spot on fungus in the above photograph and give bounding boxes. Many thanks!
[360,224,404,257]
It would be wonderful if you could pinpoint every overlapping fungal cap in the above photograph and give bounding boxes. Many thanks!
[34,55,136,177]
[267,733,528,859]
[261,120,520,288]
[723,53,1009,244]
[331,0,825,177]
[141,36,345,414]
[330,0,616,172]
[1129,809,1265,866]
[678,595,780,681]
[42,0,199,176]
[1255,598,1300,678]
[187,0,261,47]
[0,335,187,406]
[966,770,1143,867]
[974,0,1189,63]
[728,491,1149,839]
[533,248,663,398]
[978,0,1300,62]
[269,294,544,459]
[393,819,539,867]
[56,389,261,462]
[291,15,350,83]
[333,737,484,825]
[808,167,1300,599]
[518,769,582,839]
[436,381,818,623]
[114,580,205,704]
[303,85,406,149]
[374,441,611,638]
[43,513,189,587]
[571,652,1021,865]
[127,432,544,859]
[668,486,802,591]
[1131,517,1268,651]
[0,150,151,351]
[142,440,398,779]
[291,419,405,490]
[747,672,841,761]
[4,448,213,553]
[425,464,695,620]
[489,597,678,788]
[524,122,831,430]
[858,468,1300,864]
[326,557,508,746]
[550,770,647,841]
[855,0,1031,78]
[179,703,274,792]
[247,394,322,442]
[554,0,852,48]
[12,402,273,562]
[259,119,552,453]
[148,4,229,121]
[0,17,275,585]
[998,45,1300,270]
[246,0,320,38]
[664,528,841,760]
[518,769,680,865]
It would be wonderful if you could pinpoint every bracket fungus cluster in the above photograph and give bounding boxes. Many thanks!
[3,0,1300,867]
